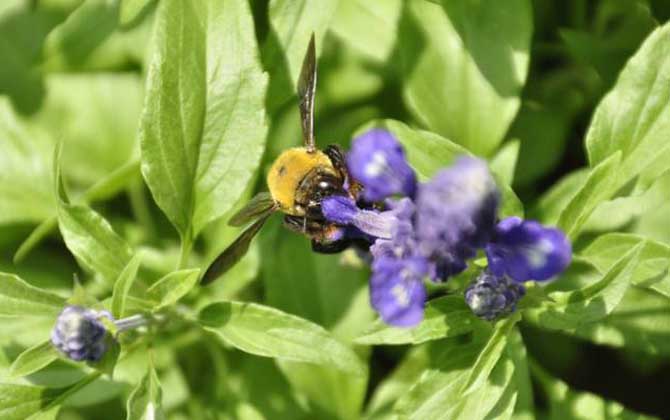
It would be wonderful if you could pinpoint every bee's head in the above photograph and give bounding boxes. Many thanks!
[267,147,336,216]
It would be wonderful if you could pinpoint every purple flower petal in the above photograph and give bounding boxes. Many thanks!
[370,256,428,327]
[486,217,572,282]
[51,305,113,362]
[346,129,417,202]
[415,157,499,280]
[322,196,396,239]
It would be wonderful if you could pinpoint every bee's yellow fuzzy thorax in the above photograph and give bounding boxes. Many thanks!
[267,147,334,215]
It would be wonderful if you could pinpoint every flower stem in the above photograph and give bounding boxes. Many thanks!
[114,314,151,333]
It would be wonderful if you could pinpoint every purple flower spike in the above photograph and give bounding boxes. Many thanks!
[486,217,572,282]
[370,256,428,327]
[321,195,395,239]
[51,305,113,362]
[465,271,525,321]
[346,129,417,202]
[415,157,500,280]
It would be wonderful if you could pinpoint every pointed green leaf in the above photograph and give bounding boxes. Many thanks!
[112,254,143,318]
[146,269,200,310]
[9,341,59,378]
[140,0,268,239]
[400,0,532,156]
[0,384,59,420]
[490,140,520,186]
[586,23,670,191]
[395,334,516,420]
[461,314,519,396]
[42,0,120,71]
[330,0,401,63]
[531,360,654,420]
[57,203,133,284]
[263,0,339,111]
[0,272,66,317]
[557,152,621,240]
[126,363,164,420]
[581,233,670,298]
[198,301,366,376]
[0,98,53,225]
[121,0,153,26]
[356,296,481,345]
[524,243,644,330]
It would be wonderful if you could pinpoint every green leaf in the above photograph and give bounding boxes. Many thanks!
[140,0,268,240]
[126,362,165,420]
[490,140,520,186]
[57,203,133,285]
[586,22,670,192]
[330,0,402,63]
[111,253,143,318]
[0,272,66,317]
[576,285,670,356]
[42,0,120,71]
[120,0,153,26]
[356,296,481,345]
[0,98,53,225]
[33,74,143,187]
[395,334,516,420]
[581,233,670,298]
[259,218,372,419]
[531,360,655,420]
[506,328,533,420]
[263,0,339,111]
[0,372,102,420]
[9,341,59,378]
[54,137,133,284]
[524,243,644,330]
[146,269,200,311]
[530,169,588,224]
[0,383,59,420]
[557,152,621,240]
[461,314,519,395]
[198,301,366,376]
[365,345,430,418]
[399,0,532,156]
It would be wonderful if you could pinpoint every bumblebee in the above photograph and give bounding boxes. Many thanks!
[202,35,361,285]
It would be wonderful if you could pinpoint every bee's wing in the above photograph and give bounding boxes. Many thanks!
[297,33,317,152]
[228,192,276,227]
[201,212,272,285]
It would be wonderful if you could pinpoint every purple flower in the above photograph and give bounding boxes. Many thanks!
[370,256,428,327]
[486,217,571,282]
[465,271,525,321]
[415,157,499,280]
[51,305,113,362]
[321,195,396,239]
[346,129,417,202]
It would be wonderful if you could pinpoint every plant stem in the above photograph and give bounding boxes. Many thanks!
[115,314,150,332]
[178,233,193,270]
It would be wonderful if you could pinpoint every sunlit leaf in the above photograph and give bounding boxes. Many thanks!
[399,0,532,156]
[198,301,366,376]
[140,0,268,240]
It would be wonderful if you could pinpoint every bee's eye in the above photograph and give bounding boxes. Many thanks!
[318,181,331,190]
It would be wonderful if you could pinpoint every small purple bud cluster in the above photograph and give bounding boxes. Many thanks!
[465,271,526,321]
[51,305,112,362]
[322,129,572,326]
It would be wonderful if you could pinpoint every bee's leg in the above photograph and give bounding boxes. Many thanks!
[312,238,351,254]
[324,144,347,178]
[325,144,363,199]
[283,215,307,234]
